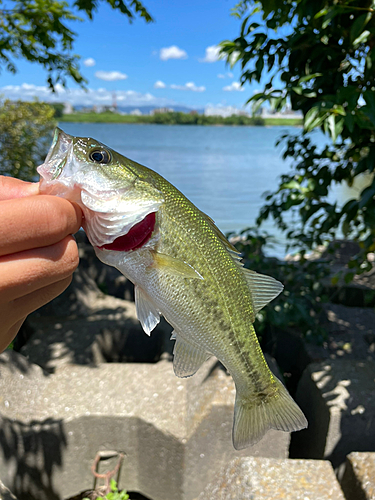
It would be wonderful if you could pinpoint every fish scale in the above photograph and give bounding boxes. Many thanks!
[37,127,308,449]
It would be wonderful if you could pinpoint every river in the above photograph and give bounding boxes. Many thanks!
[59,122,354,258]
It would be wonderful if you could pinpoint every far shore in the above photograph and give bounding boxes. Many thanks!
[59,111,302,127]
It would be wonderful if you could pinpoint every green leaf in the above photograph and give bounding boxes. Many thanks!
[298,73,322,83]
[353,30,370,46]
[344,272,355,284]
[359,186,375,209]
[350,13,372,43]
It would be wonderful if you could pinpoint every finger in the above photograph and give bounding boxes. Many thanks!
[0,317,26,354]
[9,276,73,324]
[0,236,79,302]
[0,176,39,200]
[0,195,83,257]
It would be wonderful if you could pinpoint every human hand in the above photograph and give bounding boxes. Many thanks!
[0,176,83,353]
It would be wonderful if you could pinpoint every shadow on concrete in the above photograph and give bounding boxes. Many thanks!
[0,416,67,500]
[290,360,375,470]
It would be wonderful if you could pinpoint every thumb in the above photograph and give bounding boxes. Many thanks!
[0,176,40,201]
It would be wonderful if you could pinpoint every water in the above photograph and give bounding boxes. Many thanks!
[59,123,332,258]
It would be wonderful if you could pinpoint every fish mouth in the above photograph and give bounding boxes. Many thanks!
[37,128,73,184]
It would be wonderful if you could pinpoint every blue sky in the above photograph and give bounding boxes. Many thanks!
[1,0,263,111]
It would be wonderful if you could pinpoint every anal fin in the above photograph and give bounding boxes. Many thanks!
[172,332,211,378]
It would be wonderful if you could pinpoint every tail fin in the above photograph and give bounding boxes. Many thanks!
[232,377,307,450]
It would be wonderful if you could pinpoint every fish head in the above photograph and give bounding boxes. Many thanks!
[37,128,164,248]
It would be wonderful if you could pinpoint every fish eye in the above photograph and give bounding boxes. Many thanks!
[89,149,111,164]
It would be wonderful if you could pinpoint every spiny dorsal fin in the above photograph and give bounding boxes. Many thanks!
[199,210,239,254]
[201,209,283,314]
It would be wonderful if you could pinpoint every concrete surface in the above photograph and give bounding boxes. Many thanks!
[341,451,375,500]
[0,481,17,500]
[290,359,375,470]
[195,456,345,500]
[0,351,293,500]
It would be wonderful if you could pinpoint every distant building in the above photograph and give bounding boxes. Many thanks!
[63,102,74,114]
[151,107,173,115]
[260,106,302,119]
[204,105,250,118]
[130,109,143,116]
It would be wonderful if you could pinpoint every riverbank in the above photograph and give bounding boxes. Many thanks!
[59,111,302,127]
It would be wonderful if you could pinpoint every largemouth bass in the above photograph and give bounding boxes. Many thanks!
[37,128,307,449]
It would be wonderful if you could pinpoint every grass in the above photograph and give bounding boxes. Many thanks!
[59,112,302,127]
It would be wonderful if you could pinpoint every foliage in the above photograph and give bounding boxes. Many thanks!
[0,0,153,89]
[220,0,375,277]
[0,99,56,180]
[60,110,268,126]
[83,479,129,500]
[228,227,330,344]
[51,102,65,118]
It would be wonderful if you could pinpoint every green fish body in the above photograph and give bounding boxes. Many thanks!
[37,128,307,449]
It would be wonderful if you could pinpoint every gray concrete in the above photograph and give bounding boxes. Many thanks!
[21,266,173,370]
[0,351,293,500]
[0,481,17,500]
[341,451,375,500]
[290,359,375,470]
[195,456,345,500]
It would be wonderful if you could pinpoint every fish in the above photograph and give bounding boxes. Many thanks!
[37,128,307,449]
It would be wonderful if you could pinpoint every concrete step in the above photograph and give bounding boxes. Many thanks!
[341,451,375,500]
[290,359,375,474]
[0,351,291,500]
[195,456,345,500]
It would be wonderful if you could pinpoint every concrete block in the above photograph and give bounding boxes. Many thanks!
[290,360,375,469]
[0,351,292,500]
[0,480,17,500]
[195,456,345,500]
[341,451,375,500]
[19,261,173,370]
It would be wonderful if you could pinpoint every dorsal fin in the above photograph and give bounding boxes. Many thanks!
[240,267,284,314]
[199,210,239,254]
[200,209,283,315]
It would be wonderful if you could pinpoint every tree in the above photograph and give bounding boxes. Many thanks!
[0,99,56,180]
[220,0,375,275]
[0,0,153,89]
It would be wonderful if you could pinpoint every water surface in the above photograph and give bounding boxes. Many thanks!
[59,123,335,257]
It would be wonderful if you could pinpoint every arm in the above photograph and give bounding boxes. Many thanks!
[0,176,83,352]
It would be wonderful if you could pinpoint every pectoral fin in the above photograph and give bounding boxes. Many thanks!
[135,285,160,336]
[150,252,203,280]
[172,332,211,378]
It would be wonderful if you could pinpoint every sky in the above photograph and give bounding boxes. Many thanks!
[0,0,265,111]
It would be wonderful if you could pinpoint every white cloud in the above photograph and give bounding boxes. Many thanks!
[223,82,244,92]
[217,72,234,79]
[200,45,222,63]
[160,46,187,61]
[83,58,96,67]
[95,71,128,81]
[0,83,175,107]
[154,80,166,89]
[170,82,205,92]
